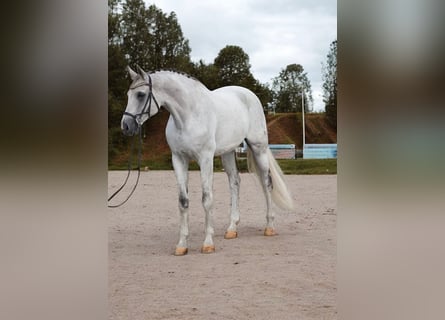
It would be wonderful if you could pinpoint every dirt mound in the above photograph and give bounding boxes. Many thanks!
[266,114,299,145]
[267,113,336,148]
[304,113,337,145]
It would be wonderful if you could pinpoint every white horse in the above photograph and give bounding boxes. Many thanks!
[121,66,294,255]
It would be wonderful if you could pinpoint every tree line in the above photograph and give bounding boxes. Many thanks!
[108,0,336,156]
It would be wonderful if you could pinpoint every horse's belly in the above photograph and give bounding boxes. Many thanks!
[214,118,248,155]
[214,142,242,156]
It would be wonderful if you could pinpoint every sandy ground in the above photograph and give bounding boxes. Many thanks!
[109,171,336,320]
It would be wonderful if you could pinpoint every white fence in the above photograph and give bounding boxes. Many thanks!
[269,144,295,159]
[236,143,337,159]
[236,143,296,159]
[303,144,337,159]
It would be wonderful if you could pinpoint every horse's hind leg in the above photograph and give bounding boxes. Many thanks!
[221,151,240,239]
[248,143,276,236]
[172,153,190,256]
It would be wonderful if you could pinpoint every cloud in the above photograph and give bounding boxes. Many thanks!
[150,0,336,110]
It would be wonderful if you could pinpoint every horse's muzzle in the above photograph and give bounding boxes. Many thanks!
[121,116,139,136]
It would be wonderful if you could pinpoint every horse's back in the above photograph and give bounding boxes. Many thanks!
[212,86,266,125]
[212,86,262,110]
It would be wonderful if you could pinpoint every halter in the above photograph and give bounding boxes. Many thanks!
[123,74,160,127]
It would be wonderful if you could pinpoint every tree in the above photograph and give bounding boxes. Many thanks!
[121,1,192,71]
[121,0,153,69]
[108,0,127,124]
[211,45,272,108]
[108,45,127,126]
[192,60,220,90]
[271,64,313,113]
[322,40,337,128]
[108,0,122,46]
[250,80,273,112]
[214,45,252,87]
[150,9,192,72]
[108,0,128,158]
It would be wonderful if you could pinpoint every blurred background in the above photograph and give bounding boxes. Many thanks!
[0,1,107,320]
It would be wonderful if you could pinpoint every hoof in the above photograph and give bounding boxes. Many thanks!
[201,245,215,254]
[224,230,238,239]
[264,227,276,236]
[174,247,188,256]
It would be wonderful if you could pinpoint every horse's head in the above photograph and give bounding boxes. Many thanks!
[121,66,159,136]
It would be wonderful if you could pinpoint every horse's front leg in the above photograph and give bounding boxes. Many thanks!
[172,153,190,256]
[198,154,215,254]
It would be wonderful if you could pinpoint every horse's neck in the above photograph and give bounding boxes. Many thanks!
[152,73,196,130]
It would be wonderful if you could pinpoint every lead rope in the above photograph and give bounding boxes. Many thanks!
[108,73,159,208]
[107,124,143,208]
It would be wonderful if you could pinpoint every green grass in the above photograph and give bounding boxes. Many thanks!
[109,158,337,175]
[276,158,337,174]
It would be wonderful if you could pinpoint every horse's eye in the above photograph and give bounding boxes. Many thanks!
[137,92,146,99]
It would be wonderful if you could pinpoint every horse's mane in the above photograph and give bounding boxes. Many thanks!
[130,69,205,89]
[151,69,200,82]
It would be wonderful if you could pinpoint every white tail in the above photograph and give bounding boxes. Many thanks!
[247,147,294,211]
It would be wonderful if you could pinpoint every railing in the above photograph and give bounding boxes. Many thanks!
[236,143,337,159]
[303,144,337,159]
[236,143,296,159]
[269,144,295,159]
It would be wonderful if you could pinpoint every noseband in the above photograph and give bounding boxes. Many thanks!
[124,74,160,126]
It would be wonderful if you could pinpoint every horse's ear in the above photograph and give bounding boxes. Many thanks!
[136,65,149,81]
[127,66,138,81]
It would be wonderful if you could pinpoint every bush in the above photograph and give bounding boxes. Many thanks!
[108,127,126,160]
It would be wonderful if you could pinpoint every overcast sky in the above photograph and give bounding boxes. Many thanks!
[149,0,337,111]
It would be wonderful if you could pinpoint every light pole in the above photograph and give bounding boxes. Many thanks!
[301,89,305,150]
